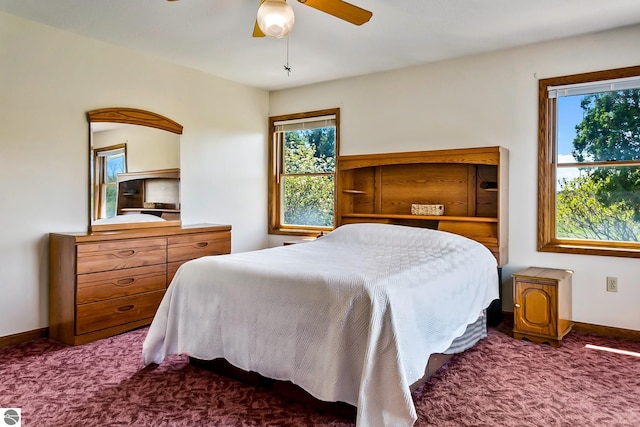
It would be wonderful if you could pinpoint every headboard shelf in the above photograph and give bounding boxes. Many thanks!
[120,208,181,213]
[341,213,498,222]
[116,168,180,219]
[337,146,508,266]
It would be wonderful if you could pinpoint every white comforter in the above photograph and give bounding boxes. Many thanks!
[143,223,498,427]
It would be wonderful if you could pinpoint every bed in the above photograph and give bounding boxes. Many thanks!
[142,222,499,427]
[92,213,167,225]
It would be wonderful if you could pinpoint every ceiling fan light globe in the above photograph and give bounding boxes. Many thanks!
[257,0,295,38]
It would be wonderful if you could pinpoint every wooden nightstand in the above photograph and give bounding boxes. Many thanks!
[512,267,573,347]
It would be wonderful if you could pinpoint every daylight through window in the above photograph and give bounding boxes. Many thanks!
[538,66,640,257]
[268,109,339,235]
[93,144,127,219]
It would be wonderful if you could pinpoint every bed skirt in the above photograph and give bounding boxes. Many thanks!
[189,312,488,420]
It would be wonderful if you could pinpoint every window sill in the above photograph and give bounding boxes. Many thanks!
[269,227,332,237]
[539,241,640,258]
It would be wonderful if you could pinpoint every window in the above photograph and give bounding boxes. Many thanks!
[268,109,339,235]
[93,144,127,219]
[538,66,640,257]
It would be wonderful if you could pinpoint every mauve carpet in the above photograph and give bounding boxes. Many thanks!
[1,326,639,426]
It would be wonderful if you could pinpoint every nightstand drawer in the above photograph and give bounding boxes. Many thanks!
[77,238,167,274]
[76,264,167,304]
[167,231,231,263]
[76,290,165,335]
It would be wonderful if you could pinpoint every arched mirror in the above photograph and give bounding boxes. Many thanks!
[87,108,182,233]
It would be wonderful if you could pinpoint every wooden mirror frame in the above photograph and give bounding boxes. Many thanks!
[87,108,183,233]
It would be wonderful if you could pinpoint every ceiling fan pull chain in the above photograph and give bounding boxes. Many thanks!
[284,35,292,76]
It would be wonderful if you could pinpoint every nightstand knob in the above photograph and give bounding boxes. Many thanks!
[514,303,521,308]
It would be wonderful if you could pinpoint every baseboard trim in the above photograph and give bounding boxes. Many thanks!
[2,317,639,348]
[500,311,640,342]
[572,321,640,342]
[0,327,49,348]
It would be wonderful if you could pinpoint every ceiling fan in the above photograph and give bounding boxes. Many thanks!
[253,0,373,38]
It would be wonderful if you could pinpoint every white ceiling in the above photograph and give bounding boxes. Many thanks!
[1,0,639,91]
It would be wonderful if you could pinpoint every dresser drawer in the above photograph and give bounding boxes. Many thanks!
[77,238,167,274]
[167,231,231,263]
[76,264,167,304]
[76,290,165,335]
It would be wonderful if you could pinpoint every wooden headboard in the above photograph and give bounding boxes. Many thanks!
[336,146,508,267]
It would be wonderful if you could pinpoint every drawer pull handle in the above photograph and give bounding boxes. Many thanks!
[116,278,135,286]
[195,242,209,248]
[116,250,136,258]
[514,303,521,308]
[117,304,135,312]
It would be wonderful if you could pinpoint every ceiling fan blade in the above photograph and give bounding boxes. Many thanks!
[253,0,267,37]
[299,0,372,26]
[253,20,266,37]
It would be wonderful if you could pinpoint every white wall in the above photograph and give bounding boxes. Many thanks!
[269,25,640,331]
[93,125,180,172]
[0,12,269,337]
[2,10,638,338]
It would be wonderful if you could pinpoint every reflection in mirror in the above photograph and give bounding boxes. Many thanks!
[87,108,182,233]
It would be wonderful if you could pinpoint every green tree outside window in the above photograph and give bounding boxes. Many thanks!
[281,127,335,227]
[556,89,640,242]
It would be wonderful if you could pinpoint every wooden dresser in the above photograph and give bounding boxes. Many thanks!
[49,224,231,345]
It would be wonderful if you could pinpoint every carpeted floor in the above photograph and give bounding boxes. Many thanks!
[1,325,639,426]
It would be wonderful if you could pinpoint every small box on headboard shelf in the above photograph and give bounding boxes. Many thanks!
[143,202,177,210]
[411,204,444,216]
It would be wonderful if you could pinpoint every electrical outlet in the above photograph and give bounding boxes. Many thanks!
[606,276,618,292]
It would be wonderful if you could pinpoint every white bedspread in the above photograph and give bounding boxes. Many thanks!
[143,223,498,427]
